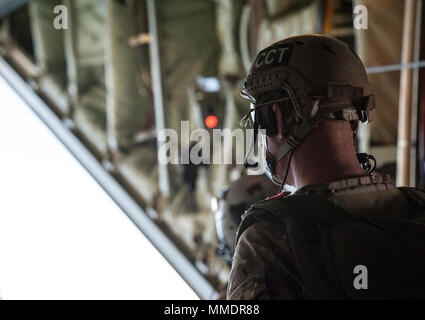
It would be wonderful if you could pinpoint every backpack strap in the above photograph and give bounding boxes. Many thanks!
[236,192,425,299]
[398,187,425,214]
[236,195,349,299]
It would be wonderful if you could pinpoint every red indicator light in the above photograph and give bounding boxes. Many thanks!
[205,115,218,128]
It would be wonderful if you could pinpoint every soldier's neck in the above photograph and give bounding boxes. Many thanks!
[280,120,367,190]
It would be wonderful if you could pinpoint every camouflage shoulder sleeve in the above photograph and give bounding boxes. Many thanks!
[226,217,304,300]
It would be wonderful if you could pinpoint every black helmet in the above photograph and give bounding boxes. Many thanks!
[241,34,375,184]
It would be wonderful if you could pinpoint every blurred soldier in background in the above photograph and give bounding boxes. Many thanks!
[214,174,279,299]
[228,34,425,299]
[215,174,279,265]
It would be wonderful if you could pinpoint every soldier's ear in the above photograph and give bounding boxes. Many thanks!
[272,103,286,142]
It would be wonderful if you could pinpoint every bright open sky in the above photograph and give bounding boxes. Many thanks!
[0,77,198,300]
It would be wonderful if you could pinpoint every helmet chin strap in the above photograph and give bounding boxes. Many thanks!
[264,137,293,188]
[279,150,295,193]
[273,114,325,162]
[266,100,327,190]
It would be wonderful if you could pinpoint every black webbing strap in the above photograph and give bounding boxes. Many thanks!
[236,195,348,299]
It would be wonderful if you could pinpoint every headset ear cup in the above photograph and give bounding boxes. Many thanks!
[264,107,278,137]
[268,119,278,137]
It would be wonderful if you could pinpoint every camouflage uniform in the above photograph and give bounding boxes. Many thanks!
[226,174,422,299]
